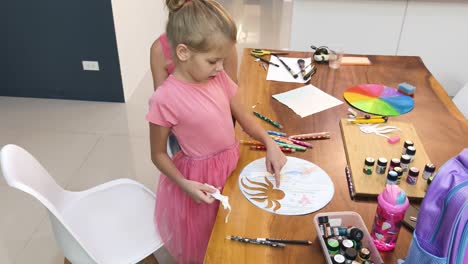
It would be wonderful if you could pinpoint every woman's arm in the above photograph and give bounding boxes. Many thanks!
[149,123,216,203]
[224,44,238,84]
[230,94,287,187]
[150,40,169,90]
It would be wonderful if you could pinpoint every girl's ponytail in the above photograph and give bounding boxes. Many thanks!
[166,0,237,53]
[166,0,191,13]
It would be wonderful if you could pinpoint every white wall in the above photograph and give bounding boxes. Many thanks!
[397,0,468,96]
[0,239,13,264]
[111,0,167,101]
[291,0,468,96]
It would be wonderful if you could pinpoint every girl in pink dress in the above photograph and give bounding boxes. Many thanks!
[146,1,287,263]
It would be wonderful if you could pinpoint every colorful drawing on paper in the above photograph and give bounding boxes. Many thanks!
[238,157,334,215]
[343,84,414,116]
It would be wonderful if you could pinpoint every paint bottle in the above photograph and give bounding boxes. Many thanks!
[393,167,403,184]
[327,238,340,255]
[406,167,419,185]
[400,155,411,172]
[363,157,375,175]
[347,227,363,242]
[402,140,414,155]
[406,146,416,163]
[344,248,358,262]
[340,239,354,254]
[422,163,436,180]
[389,158,401,171]
[332,254,346,264]
[356,248,371,262]
[318,216,329,237]
[370,185,409,251]
[330,226,348,237]
[375,157,388,174]
[386,170,398,185]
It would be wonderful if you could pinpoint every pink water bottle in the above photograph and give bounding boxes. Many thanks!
[370,185,409,251]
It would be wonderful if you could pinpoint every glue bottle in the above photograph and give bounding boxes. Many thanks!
[370,185,409,251]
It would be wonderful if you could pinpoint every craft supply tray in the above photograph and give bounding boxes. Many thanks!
[313,211,384,264]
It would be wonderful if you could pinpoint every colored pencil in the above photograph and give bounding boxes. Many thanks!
[253,111,283,129]
[286,137,313,148]
[289,132,331,140]
[270,135,294,145]
[249,145,295,153]
[276,142,306,152]
[348,118,386,124]
[240,139,263,146]
[267,130,286,136]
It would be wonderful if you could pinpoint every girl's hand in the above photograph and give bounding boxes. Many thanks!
[265,141,287,187]
[181,180,217,204]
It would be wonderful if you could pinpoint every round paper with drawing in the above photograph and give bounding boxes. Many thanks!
[238,157,334,215]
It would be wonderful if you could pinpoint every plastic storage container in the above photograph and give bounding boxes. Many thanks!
[313,211,384,264]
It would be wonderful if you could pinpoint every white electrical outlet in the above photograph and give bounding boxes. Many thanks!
[82,61,100,71]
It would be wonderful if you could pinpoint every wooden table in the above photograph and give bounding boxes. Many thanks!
[205,49,468,263]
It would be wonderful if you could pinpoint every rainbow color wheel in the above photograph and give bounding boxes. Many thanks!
[343,84,414,116]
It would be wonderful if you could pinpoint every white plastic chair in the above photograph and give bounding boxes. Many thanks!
[0,144,163,264]
[453,83,468,119]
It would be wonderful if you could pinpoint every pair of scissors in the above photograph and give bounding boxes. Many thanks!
[250,49,289,57]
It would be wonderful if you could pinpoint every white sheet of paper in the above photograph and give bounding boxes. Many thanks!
[266,56,312,83]
[238,157,334,215]
[272,84,343,118]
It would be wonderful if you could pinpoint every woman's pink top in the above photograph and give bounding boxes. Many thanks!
[158,33,176,75]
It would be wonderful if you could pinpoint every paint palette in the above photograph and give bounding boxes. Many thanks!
[343,84,414,116]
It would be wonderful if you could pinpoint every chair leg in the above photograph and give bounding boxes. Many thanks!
[139,254,159,264]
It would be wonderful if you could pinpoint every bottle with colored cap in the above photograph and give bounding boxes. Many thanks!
[370,185,409,251]
[422,163,436,180]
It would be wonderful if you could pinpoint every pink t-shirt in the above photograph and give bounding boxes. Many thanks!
[146,71,237,157]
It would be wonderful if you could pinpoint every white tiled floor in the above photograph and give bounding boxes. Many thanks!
[0,1,292,263]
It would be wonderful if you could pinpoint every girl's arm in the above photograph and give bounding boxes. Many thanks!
[149,123,216,203]
[150,40,169,90]
[230,94,287,187]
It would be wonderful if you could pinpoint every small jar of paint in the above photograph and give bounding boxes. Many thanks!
[406,167,419,185]
[347,227,364,242]
[327,238,340,255]
[422,163,436,180]
[406,146,416,163]
[332,254,346,264]
[375,157,388,174]
[402,140,414,155]
[345,248,358,261]
[356,248,371,262]
[389,158,401,171]
[340,239,354,253]
[400,155,411,172]
[393,166,403,184]
[363,157,375,175]
[386,170,398,185]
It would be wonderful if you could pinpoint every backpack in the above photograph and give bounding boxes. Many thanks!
[402,148,467,264]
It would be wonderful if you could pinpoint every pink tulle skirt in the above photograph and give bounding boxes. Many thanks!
[154,143,240,264]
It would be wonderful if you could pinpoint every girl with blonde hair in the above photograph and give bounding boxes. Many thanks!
[146,1,287,263]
